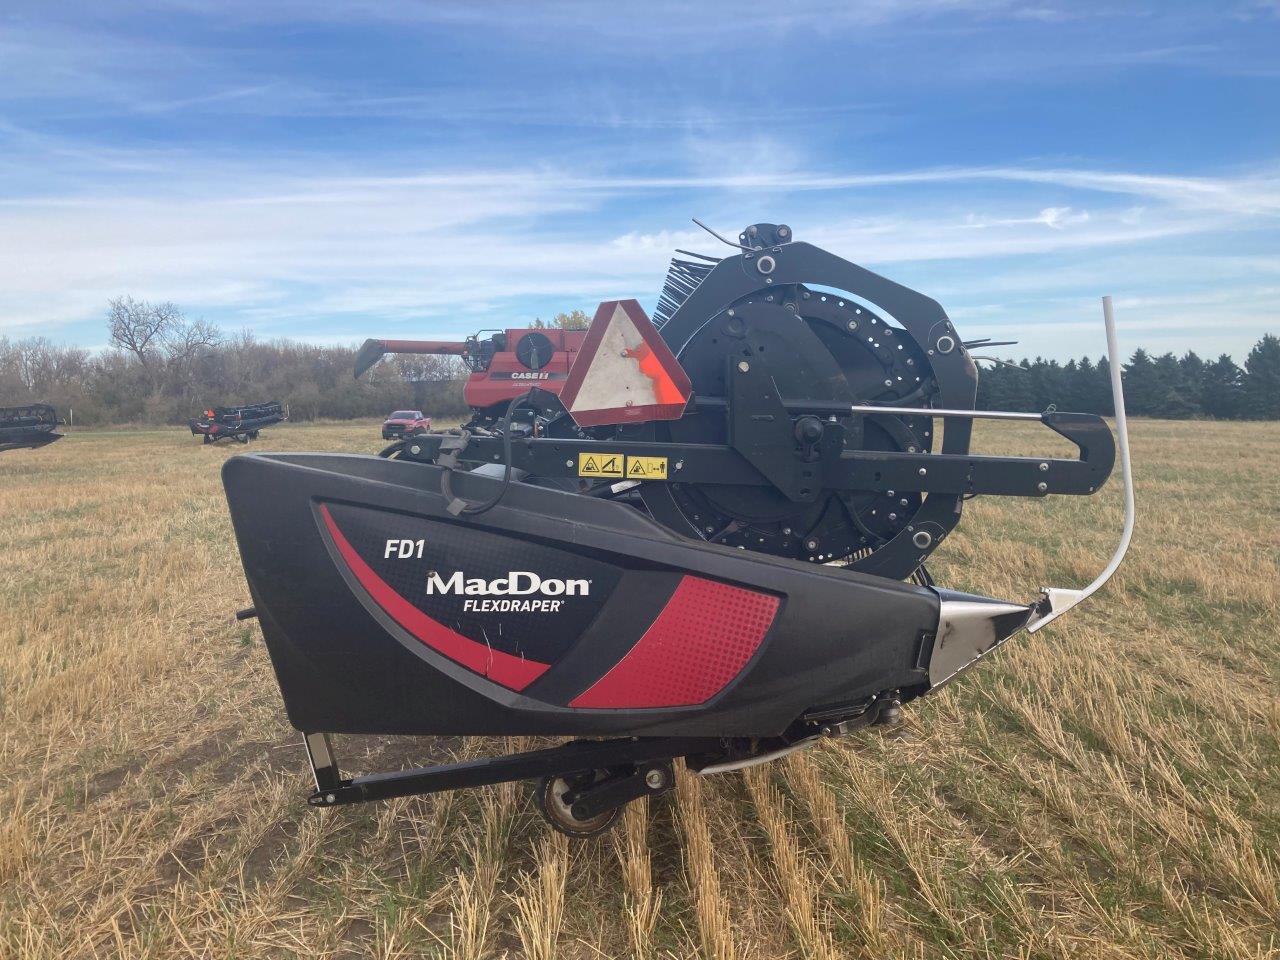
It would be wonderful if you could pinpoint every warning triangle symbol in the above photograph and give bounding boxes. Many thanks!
[630,460,646,476]
[560,299,692,428]
[583,456,599,472]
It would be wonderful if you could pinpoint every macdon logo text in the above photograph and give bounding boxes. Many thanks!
[425,570,590,613]
[383,540,591,613]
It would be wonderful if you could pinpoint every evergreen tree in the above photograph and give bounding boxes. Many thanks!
[1153,352,1198,418]
[1060,359,1086,411]
[964,336,1276,420]
[1122,349,1161,416]
[1242,333,1280,419]
[1200,354,1243,419]
[1094,357,1114,416]
[1179,351,1205,411]
[1074,356,1111,415]
[1007,359,1036,410]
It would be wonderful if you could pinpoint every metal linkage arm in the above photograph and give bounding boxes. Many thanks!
[305,736,717,807]
[399,430,1112,499]
[844,408,1115,497]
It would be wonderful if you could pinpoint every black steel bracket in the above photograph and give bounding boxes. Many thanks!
[397,413,1114,499]
[304,736,717,808]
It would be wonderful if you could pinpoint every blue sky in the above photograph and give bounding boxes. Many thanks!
[1,1,1277,361]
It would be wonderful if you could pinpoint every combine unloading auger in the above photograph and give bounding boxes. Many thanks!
[223,222,1134,837]
[354,327,585,425]
[190,401,286,444]
[0,404,63,452]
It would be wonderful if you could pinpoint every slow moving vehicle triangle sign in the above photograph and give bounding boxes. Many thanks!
[560,299,692,427]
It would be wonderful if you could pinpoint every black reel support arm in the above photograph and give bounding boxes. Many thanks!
[393,407,1114,499]
[845,406,1116,496]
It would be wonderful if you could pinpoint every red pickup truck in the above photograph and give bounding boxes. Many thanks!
[382,409,431,440]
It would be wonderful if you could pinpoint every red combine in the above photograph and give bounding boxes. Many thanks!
[355,328,586,423]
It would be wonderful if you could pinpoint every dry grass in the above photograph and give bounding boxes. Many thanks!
[1,418,1277,959]
[616,799,662,960]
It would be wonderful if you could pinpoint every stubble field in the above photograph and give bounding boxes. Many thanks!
[1,419,1277,959]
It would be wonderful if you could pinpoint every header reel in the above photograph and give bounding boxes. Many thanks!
[377,223,1114,580]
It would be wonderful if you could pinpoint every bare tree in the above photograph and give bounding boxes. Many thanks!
[165,316,220,364]
[108,297,178,374]
[163,316,221,397]
[391,352,466,382]
[106,296,220,397]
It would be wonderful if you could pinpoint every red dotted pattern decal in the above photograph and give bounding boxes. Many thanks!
[570,576,779,709]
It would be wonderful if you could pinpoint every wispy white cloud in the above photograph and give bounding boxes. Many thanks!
[79,0,1075,34]
[0,0,1275,362]
[3,1,1270,129]
[1,149,1275,360]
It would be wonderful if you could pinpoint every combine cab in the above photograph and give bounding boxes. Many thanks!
[224,221,1134,837]
[190,401,286,444]
[0,404,63,452]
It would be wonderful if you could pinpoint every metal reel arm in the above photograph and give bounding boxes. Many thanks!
[396,424,1114,498]
[844,407,1115,497]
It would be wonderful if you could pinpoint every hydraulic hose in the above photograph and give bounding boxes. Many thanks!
[440,390,534,516]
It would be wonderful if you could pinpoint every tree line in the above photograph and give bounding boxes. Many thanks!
[1,298,1276,424]
[975,335,1279,420]
[0,298,470,425]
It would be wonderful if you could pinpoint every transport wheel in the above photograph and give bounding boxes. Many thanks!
[202,434,211,444]
[536,771,623,838]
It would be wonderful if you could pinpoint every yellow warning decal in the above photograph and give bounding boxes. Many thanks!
[625,455,669,480]
[578,452,624,478]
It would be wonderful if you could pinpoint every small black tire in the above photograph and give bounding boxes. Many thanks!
[536,774,623,838]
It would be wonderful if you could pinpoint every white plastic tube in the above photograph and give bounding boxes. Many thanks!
[1026,296,1136,632]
